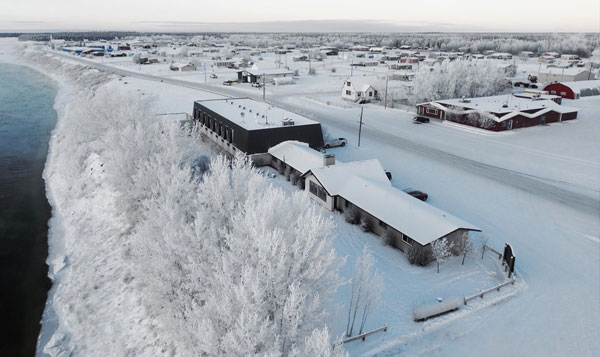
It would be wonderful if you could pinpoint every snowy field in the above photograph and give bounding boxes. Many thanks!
[2,38,599,356]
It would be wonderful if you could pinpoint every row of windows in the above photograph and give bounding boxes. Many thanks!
[417,107,438,116]
[195,110,234,143]
[309,181,327,202]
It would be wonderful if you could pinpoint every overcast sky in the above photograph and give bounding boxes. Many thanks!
[1,0,598,32]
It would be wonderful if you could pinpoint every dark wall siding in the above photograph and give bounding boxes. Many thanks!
[194,102,324,154]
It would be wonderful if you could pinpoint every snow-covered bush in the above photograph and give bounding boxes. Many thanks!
[431,238,452,273]
[407,245,432,266]
[383,229,395,246]
[360,217,372,233]
[344,206,360,225]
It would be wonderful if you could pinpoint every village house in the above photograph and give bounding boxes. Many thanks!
[169,62,196,72]
[300,158,481,261]
[538,68,594,83]
[389,63,413,71]
[192,98,324,156]
[416,94,579,131]
[237,69,294,84]
[543,80,600,99]
[341,77,379,103]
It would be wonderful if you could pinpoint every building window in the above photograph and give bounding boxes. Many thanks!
[346,81,351,86]
[309,181,327,202]
[345,90,351,95]
[369,92,373,97]
[551,90,556,94]
[560,92,566,96]
[402,234,412,246]
[426,108,438,115]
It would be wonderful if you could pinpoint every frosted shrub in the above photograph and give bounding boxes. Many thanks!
[383,229,395,246]
[407,245,431,266]
[360,218,372,233]
[344,206,360,225]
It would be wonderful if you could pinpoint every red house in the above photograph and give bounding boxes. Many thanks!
[543,80,600,100]
[416,95,579,131]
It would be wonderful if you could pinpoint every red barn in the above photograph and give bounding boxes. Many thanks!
[543,80,600,100]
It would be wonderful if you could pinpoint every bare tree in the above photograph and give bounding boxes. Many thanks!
[346,246,383,337]
[480,233,491,259]
[454,232,474,265]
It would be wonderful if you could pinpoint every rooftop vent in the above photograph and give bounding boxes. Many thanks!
[281,117,295,126]
[323,154,335,166]
[502,102,508,108]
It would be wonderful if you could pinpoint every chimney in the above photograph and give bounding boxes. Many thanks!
[323,153,335,166]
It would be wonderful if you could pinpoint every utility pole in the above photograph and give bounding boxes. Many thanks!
[204,63,207,83]
[357,106,364,147]
[384,75,389,109]
[262,73,265,101]
[308,51,312,75]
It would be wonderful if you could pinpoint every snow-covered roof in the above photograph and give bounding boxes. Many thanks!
[304,160,480,245]
[539,67,590,76]
[268,141,335,174]
[305,160,390,196]
[195,98,319,131]
[240,69,294,76]
[345,77,378,93]
[547,80,600,94]
[423,95,579,122]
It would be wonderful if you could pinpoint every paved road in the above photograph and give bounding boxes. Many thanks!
[51,51,600,215]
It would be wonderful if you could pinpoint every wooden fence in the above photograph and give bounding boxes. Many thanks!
[342,325,388,344]
[464,278,516,305]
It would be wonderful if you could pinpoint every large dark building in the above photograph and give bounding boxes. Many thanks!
[193,98,324,154]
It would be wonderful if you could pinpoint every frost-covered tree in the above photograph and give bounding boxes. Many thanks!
[453,232,474,265]
[21,46,346,355]
[412,60,508,103]
[346,246,384,337]
[431,238,452,273]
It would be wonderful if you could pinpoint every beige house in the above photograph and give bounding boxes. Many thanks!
[538,68,593,83]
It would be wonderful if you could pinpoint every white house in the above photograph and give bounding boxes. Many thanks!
[169,62,196,72]
[300,159,481,258]
[341,77,379,103]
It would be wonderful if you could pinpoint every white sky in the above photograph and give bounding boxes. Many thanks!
[1,0,598,32]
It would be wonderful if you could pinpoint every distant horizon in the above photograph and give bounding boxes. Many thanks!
[0,18,598,34]
[1,0,598,33]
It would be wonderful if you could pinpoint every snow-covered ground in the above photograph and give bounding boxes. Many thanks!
[3,38,599,355]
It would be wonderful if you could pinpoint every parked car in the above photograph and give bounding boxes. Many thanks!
[210,73,218,79]
[222,80,235,86]
[403,188,428,201]
[413,116,430,124]
[251,82,262,88]
[323,137,347,148]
